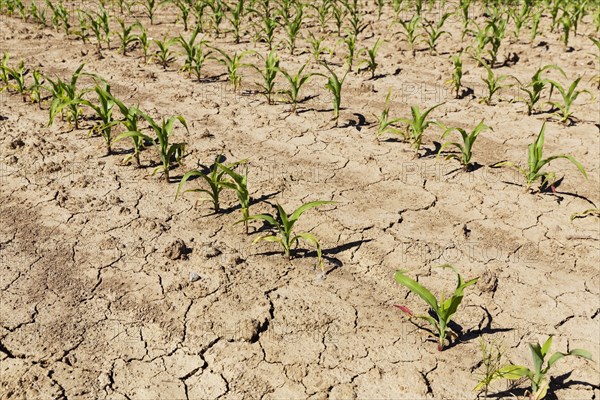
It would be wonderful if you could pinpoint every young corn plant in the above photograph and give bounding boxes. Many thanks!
[141,0,161,24]
[141,113,189,182]
[547,77,593,124]
[246,201,334,271]
[83,82,117,155]
[46,0,70,35]
[340,31,357,71]
[423,13,452,55]
[307,33,332,63]
[394,265,478,351]
[493,123,587,193]
[137,24,152,63]
[480,62,513,105]
[358,38,383,79]
[310,0,331,32]
[331,1,346,36]
[5,60,29,102]
[322,63,348,126]
[475,336,592,400]
[374,89,404,140]
[112,98,151,166]
[437,120,491,171]
[214,48,254,92]
[176,26,202,76]
[47,64,89,130]
[280,2,304,56]
[74,10,89,44]
[153,36,178,69]
[29,1,47,26]
[176,156,245,213]
[173,0,192,31]
[253,50,279,105]
[117,19,141,56]
[207,0,225,37]
[219,162,251,234]
[399,14,422,56]
[517,64,566,116]
[279,62,316,113]
[485,16,507,67]
[225,0,245,43]
[189,42,212,82]
[29,69,44,107]
[447,52,463,99]
[509,1,531,39]
[249,0,277,50]
[398,103,444,158]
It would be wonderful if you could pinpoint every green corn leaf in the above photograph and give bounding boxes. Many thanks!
[394,270,439,313]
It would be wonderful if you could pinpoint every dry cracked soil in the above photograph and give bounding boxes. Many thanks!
[0,0,599,399]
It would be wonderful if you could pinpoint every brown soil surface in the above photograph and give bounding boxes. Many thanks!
[1,1,599,399]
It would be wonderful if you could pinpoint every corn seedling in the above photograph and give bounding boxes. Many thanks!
[590,37,600,89]
[29,1,47,26]
[249,0,277,50]
[437,120,491,171]
[348,3,367,37]
[331,2,346,36]
[518,64,566,116]
[570,208,600,221]
[509,1,531,39]
[423,13,452,55]
[561,11,573,48]
[397,103,444,157]
[218,162,251,234]
[253,50,279,105]
[246,201,334,271]
[307,33,332,63]
[280,2,303,55]
[75,10,89,44]
[111,98,151,166]
[374,89,403,140]
[279,62,316,113]
[547,77,593,124]
[358,38,382,79]
[339,31,357,71]
[214,48,254,92]
[474,338,506,400]
[475,336,592,400]
[310,0,330,32]
[83,82,116,155]
[485,16,507,67]
[141,0,161,24]
[5,60,29,102]
[173,0,192,31]
[480,62,512,105]
[176,155,245,212]
[117,19,141,56]
[447,52,463,99]
[394,265,478,351]
[399,14,422,56]
[192,0,208,32]
[29,69,44,107]
[225,0,244,43]
[0,53,9,89]
[322,62,348,126]
[531,9,541,41]
[137,24,151,63]
[207,0,225,37]
[176,26,201,76]
[153,36,178,69]
[141,112,188,182]
[46,0,70,35]
[493,123,587,193]
[47,64,89,130]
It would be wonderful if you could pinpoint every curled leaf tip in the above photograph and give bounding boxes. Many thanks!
[393,305,414,316]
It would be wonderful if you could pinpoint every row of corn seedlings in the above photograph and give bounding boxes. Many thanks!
[2,0,597,57]
[0,55,335,270]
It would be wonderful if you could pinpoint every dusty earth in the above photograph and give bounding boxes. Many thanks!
[0,0,599,399]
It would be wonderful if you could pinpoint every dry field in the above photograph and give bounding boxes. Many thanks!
[0,0,599,398]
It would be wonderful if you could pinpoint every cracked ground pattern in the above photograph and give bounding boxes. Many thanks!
[1,1,599,398]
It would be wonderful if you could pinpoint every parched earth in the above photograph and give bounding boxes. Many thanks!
[0,1,599,399]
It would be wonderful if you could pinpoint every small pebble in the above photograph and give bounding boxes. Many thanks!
[189,271,200,282]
